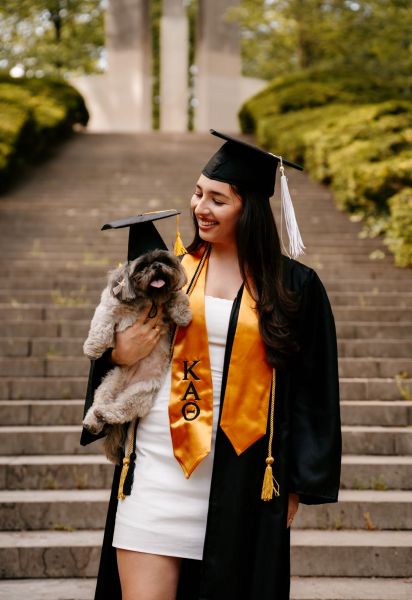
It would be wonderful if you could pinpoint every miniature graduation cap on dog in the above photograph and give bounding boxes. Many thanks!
[202,129,305,259]
[101,209,186,262]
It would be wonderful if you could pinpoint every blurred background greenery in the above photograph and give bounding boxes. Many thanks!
[0,0,411,265]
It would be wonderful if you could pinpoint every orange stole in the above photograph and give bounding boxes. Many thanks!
[169,246,273,478]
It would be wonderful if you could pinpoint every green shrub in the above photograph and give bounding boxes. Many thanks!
[385,189,412,267]
[0,75,89,191]
[240,74,412,266]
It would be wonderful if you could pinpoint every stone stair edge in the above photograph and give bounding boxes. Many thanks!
[0,577,410,600]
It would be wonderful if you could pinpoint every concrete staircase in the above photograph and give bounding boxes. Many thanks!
[0,133,411,599]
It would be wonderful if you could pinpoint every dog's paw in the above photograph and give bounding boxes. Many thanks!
[83,410,105,434]
[95,407,123,425]
[174,307,192,328]
[83,340,104,360]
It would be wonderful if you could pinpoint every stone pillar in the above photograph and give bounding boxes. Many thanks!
[195,0,242,132]
[160,0,189,131]
[104,0,152,131]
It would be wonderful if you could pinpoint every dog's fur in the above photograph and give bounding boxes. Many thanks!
[82,249,192,463]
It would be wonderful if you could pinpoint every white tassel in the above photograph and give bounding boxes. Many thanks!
[279,164,305,259]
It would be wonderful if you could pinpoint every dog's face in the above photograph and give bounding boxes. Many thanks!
[110,249,187,303]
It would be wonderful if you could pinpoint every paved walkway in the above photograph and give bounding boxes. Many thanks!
[0,133,411,599]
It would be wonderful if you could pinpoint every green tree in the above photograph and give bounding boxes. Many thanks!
[226,0,412,80]
[0,0,104,77]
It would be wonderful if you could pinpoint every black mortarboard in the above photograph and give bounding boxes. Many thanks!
[102,209,185,261]
[202,129,303,198]
[202,129,305,259]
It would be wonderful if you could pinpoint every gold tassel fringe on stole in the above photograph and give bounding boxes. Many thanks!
[261,369,280,501]
[118,421,136,500]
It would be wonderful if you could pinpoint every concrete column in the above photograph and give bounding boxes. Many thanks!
[104,0,152,131]
[195,0,242,132]
[160,0,189,132]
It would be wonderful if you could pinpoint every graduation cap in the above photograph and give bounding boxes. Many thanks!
[202,129,305,259]
[101,209,186,261]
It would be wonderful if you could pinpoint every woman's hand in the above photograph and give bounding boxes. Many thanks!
[287,492,299,528]
[111,308,163,367]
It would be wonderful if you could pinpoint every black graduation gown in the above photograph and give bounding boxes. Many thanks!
[80,257,342,600]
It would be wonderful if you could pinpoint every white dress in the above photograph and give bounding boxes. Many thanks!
[112,295,233,560]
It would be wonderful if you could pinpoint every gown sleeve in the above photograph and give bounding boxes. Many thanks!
[288,269,342,504]
[80,349,114,446]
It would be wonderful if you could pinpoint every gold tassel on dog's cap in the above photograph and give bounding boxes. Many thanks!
[101,209,184,263]
[174,213,187,256]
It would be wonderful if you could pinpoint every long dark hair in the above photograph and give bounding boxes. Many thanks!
[186,184,299,368]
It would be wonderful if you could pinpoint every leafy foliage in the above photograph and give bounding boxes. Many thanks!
[386,189,412,267]
[0,0,104,77]
[227,0,412,82]
[0,75,89,190]
[239,69,412,266]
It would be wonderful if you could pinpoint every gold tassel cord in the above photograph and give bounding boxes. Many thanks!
[261,369,280,501]
[174,214,187,256]
[118,421,136,500]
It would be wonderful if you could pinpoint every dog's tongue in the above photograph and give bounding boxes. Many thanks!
[150,279,166,288]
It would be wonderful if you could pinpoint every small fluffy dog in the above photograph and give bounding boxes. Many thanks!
[82,249,192,462]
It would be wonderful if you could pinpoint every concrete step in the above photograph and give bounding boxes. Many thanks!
[3,453,410,492]
[0,377,87,399]
[338,340,412,358]
[329,293,412,308]
[0,304,387,323]
[340,401,412,426]
[1,355,410,380]
[342,426,412,455]
[5,336,410,360]
[1,290,99,304]
[290,577,412,600]
[7,289,411,308]
[339,378,412,401]
[2,319,412,341]
[0,400,84,426]
[341,455,412,490]
[0,427,103,455]
[0,425,410,456]
[0,304,95,321]
[338,358,411,378]
[0,358,89,378]
[0,455,112,490]
[0,530,103,578]
[0,374,410,400]
[1,577,411,600]
[0,529,410,578]
[325,280,412,293]
[290,530,411,577]
[337,322,412,339]
[1,264,411,279]
[294,490,412,530]
[1,321,60,338]
[333,308,412,322]
[2,276,410,293]
[0,578,96,600]
[1,399,410,428]
[0,489,110,531]
[3,320,411,341]
[1,489,410,532]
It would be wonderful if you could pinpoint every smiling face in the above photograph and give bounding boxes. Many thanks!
[190,174,243,248]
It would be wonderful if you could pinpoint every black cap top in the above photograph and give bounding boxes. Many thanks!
[202,129,303,198]
[102,209,180,261]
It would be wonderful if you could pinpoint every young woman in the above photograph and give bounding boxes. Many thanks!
[81,131,341,600]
